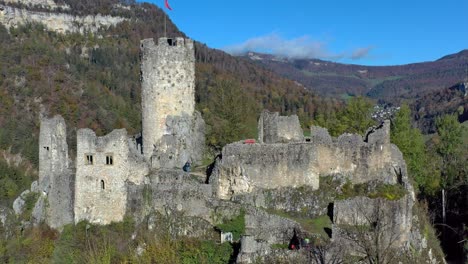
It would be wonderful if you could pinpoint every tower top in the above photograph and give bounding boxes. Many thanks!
[141,37,194,50]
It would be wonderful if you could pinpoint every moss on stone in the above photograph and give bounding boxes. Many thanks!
[21,192,39,221]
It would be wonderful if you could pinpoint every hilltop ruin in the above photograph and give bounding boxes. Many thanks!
[9,37,443,263]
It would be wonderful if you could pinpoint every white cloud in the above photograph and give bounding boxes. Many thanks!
[223,33,372,61]
[351,46,374,60]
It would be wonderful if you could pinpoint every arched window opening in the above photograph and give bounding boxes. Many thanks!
[101,180,105,190]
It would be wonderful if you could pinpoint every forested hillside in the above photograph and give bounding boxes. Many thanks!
[0,0,342,202]
[244,51,468,103]
[0,1,466,262]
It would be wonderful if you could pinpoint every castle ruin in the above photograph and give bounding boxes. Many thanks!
[34,37,204,225]
[13,36,441,263]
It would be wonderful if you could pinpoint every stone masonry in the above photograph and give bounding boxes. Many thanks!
[211,118,405,199]
[32,37,203,226]
[140,37,196,161]
[258,110,304,144]
[74,129,148,224]
[38,115,74,229]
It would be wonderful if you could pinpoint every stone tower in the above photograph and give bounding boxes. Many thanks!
[38,115,74,228]
[140,37,195,160]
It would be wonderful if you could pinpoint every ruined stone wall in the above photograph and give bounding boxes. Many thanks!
[38,115,73,228]
[212,120,405,199]
[140,37,196,160]
[258,110,304,144]
[74,129,147,225]
[150,111,205,169]
[212,143,320,199]
[0,4,126,34]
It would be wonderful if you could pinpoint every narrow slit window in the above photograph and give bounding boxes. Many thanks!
[106,155,113,165]
[86,154,93,165]
[101,180,105,190]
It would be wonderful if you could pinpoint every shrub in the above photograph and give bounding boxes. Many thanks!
[215,210,246,241]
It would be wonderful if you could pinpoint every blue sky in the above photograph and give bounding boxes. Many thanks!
[146,0,468,66]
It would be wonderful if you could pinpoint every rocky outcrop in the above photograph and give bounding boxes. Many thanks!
[2,0,70,10]
[0,4,126,34]
[150,111,205,169]
[333,195,414,247]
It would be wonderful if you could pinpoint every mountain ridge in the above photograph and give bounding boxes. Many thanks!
[242,50,468,102]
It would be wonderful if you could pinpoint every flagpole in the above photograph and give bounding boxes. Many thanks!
[163,0,172,38]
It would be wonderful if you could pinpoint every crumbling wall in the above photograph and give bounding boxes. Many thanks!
[150,111,205,169]
[140,37,196,160]
[211,143,320,199]
[212,120,406,199]
[74,129,147,225]
[38,115,73,229]
[258,110,304,144]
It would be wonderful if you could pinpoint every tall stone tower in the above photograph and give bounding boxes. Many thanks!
[140,37,196,160]
[38,115,74,228]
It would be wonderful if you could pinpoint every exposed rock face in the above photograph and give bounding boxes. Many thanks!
[244,209,301,245]
[211,119,405,199]
[2,0,70,10]
[127,170,214,224]
[74,128,148,225]
[140,38,197,161]
[0,4,126,34]
[13,190,29,215]
[258,110,304,144]
[333,195,414,247]
[237,236,308,264]
[0,206,11,227]
[38,115,74,229]
[150,111,205,169]
[460,81,467,97]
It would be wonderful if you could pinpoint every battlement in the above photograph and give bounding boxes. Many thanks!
[140,37,195,62]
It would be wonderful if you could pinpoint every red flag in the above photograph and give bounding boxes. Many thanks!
[164,0,172,10]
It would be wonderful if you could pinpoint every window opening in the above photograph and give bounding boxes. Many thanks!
[86,155,93,165]
[106,155,113,165]
[167,38,177,46]
[44,146,49,151]
[101,180,105,190]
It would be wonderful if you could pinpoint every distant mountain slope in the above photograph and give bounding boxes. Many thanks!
[0,0,340,179]
[243,51,468,102]
[412,82,468,133]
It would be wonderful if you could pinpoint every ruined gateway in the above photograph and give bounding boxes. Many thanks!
[13,37,442,263]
